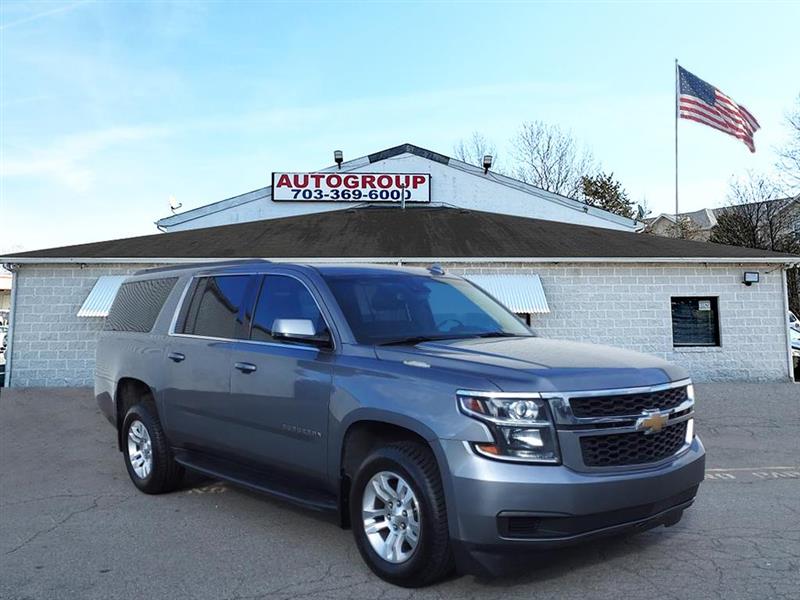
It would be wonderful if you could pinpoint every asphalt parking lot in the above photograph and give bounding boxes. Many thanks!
[1,384,798,600]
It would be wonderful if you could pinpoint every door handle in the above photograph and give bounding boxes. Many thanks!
[167,352,185,363]
[234,362,257,374]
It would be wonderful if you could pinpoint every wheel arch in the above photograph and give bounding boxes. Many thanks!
[335,411,452,530]
[114,377,157,451]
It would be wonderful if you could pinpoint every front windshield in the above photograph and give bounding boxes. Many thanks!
[322,272,532,345]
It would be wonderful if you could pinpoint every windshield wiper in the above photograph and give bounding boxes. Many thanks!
[470,331,521,338]
[378,335,460,346]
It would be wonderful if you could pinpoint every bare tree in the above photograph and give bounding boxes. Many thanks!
[453,132,497,169]
[711,173,797,250]
[510,121,596,198]
[710,173,799,313]
[776,94,800,188]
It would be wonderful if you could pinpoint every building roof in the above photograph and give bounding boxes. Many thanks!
[3,206,796,265]
[155,142,639,231]
[647,208,718,230]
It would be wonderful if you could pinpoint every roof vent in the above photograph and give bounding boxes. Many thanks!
[427,264,446,276]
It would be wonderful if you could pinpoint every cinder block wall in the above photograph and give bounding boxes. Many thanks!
[6,261,791,386]
[7,264,158,387]
[444,262,791,382]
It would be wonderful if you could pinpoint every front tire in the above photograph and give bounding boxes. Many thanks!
[122,403,183,494]
[350,442,453,587]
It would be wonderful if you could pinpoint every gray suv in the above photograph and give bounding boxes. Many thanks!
[95,261,705,587]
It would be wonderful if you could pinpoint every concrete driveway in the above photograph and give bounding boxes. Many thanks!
[1,384,798,600]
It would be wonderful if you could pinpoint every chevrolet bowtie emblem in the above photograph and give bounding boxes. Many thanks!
[636,410,670,435]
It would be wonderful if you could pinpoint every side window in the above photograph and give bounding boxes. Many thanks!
[106,277,177,332]
[181,275,251,339]
[671,296,720,347]
[251,276,327,343]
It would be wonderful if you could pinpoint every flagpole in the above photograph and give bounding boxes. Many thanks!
[674,58,679,237]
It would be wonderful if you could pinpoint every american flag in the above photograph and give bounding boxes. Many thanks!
[678,66,760,152]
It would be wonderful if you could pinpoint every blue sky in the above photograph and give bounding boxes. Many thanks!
[2,0,799,252]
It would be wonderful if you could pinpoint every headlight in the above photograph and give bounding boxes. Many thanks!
[457,391,560,464]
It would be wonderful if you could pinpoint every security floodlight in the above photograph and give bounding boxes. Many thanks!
[743,271,760,286]
[334,150,343,169]
[483,154,493,174]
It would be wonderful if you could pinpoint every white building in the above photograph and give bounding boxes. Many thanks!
[1,144,797,387]
[155,143,639,233]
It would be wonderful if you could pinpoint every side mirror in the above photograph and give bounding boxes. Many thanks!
[271,318,332,348]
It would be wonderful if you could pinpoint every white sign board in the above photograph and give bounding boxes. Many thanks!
[272,172,431,203]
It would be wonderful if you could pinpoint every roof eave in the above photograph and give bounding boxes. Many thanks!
[3,256,797,265]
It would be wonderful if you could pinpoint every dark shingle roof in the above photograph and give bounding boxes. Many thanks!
[4,206,797,262]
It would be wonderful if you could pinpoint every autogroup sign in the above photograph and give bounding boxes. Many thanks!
[272,172,431,202]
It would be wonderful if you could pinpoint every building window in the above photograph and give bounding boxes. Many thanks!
[671,297,720,347]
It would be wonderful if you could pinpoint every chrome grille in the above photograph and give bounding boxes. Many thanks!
[570,386,688,418]
[580,421,688,467]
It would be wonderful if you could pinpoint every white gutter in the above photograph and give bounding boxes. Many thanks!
[0,256,796,265]
[3,267,19,388]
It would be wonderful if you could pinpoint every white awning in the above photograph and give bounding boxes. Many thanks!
[77,276,127,317]
[465,274,550,314]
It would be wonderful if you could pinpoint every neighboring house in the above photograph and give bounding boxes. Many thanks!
[155,143,641,233]
[646,195,800,242]
[645,209,718,241]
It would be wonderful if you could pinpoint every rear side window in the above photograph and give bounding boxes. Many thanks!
[106,278,178,332]
[180,275,251,339]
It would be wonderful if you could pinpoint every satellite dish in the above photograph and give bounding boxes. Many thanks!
[168,195,182,213]
[636,204,646,220]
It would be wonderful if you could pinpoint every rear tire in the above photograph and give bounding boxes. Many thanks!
[122,403,183,494]
[350,442,454,587]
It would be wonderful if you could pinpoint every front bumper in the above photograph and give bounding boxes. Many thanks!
[440,436,705,576]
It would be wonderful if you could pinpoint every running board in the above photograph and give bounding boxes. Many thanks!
[174,450,338,513]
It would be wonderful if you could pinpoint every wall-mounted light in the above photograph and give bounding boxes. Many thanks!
[743,271,760,286]
[483,154,493,174]
[334,150,343,169]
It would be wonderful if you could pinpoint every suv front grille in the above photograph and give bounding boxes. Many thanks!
[580,421,688,467]
[570,386,688,418]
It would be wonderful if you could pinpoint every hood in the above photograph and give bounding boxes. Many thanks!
[375,336,688,393]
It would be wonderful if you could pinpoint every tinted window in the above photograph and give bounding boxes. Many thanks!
[322,273,531,344]
[251,276,327,342]
[106,278,177,332]
[671,297,720,347]
[182,275,251,339]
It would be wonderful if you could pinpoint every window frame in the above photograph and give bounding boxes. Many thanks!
[670,296,721,348]
[169,272,336,351]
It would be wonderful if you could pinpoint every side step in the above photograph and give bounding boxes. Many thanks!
[174,449,338,513]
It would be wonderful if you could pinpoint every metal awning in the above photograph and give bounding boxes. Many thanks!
[465,274,550,314]
[77,276,127,317]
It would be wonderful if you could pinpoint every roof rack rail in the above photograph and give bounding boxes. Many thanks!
[133,259,270,276]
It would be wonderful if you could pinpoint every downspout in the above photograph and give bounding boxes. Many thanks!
[780,266,795,381]
[2,264,20,388]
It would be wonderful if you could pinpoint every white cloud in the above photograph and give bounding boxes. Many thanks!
[1,125,171,192]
